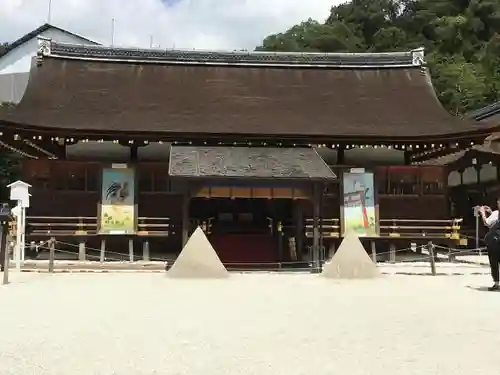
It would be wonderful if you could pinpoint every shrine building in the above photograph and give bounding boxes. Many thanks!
[0,38,498,268]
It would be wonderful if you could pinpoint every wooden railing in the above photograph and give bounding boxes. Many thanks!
[304,218,341,238]
[379,218,462,240]
[23,215,463,242]
[24,216,173,237]
[305,218,464,241]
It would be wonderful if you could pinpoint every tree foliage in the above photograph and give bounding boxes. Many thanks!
[258,0,500,114]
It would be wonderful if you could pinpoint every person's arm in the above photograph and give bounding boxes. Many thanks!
[485,210,499,227]
[480,207,489,226]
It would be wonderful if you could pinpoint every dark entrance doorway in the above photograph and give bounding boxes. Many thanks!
[189,197,293,267]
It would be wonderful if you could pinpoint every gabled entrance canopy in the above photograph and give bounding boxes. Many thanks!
[168,146,336,181]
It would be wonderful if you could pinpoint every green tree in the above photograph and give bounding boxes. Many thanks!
[482,34,500,102]
[257,0,500,114]
[258,19,363,52]
[428,53,488,115]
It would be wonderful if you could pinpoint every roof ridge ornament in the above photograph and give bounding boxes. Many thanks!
[36,36,52,67]
[411,47,425,66]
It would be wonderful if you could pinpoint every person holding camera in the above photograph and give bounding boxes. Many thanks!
[480,199,500,291]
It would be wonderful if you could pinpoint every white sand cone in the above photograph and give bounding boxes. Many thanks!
[167,227,229,279]
[322,232,379,279]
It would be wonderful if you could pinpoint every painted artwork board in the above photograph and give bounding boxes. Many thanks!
[342,171,378,237]
[98,167,137,235]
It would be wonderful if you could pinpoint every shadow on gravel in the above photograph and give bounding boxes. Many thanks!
[465,285,500,292]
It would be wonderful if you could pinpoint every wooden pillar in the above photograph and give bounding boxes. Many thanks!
[404,151,411,165]
[474,164,482,185]
[181,194,190,249]
[277,220,283,264]
[312,183,321,273]
[294,200,304,261]
[130,145,139,162]
[337,146,345,165]
[319,185,324,267]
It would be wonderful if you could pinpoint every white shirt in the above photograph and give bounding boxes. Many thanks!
[486,210,499,228]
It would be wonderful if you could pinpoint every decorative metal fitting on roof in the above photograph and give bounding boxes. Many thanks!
[36,37,52,66]
[411,47,425,66]
[37,37,52,56]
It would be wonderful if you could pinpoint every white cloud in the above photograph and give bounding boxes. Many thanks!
[0,0,342,50]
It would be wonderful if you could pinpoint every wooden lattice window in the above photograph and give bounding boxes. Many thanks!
[387,166,419,195]
[421,167,445,195]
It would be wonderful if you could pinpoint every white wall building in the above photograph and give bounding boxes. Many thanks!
[0,23,99,104]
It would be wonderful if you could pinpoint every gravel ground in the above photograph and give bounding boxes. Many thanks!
[0,271,500,375]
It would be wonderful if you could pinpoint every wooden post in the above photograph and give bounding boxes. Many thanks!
[312,184,321,273]
[128,238,134,262]
[2,228,10,285]
[448,247,456,263]
[370,240,377,263]
[142,239,150,261]
[428,240,436,276]
[78,239,86,261]
[181,194,190,249]
[48,237,55,273]
[278,230,283,265]
[29,241,36,257]
[389,243,396,263]
[294,200,304,261]
[100,238,106,263]
[319,187,324,272]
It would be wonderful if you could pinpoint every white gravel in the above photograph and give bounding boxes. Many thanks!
[1,271,500,375]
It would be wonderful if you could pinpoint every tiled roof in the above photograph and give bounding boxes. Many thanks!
[0,40,496,140]
[468,101,500,121]
[168,146,336,180]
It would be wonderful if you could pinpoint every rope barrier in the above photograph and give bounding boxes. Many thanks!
[33,244,485,268]
[52,239,432,265]
[36,240,474,263]
[36,245,125,262]
[9,236,490,276]
[54,240,171,262]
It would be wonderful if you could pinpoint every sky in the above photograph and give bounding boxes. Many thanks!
[0,0,343,50]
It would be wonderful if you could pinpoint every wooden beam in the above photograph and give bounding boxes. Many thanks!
[0,139,38,159]
[22,139,58,159]
[410,145,468,163]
